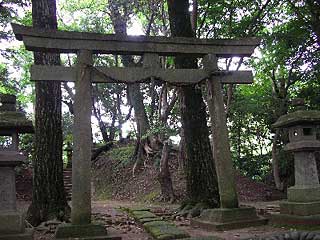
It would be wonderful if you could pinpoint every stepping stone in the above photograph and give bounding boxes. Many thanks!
[131,210,158,220]
[143,220,189,240]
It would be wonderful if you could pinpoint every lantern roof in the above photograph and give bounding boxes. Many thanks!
[0,94,34,134]
[273,110,320,129]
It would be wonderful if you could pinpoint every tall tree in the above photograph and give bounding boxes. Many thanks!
[27,0,69,226]
[167,0,220,209]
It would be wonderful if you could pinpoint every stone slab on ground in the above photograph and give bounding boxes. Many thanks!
[128,207,190,240]
[240,231,320,240]
[191,217,267,232]
[143,220,189,240]
[55,223,121,239]
[198,207,258,223]
[131,210,158,220]
[269,213,320,228]
[280,201,320,216]
[0,211,25,234]
[191,207,267,231]
[180,237,223,240]
[287,186,320,202]
[0,228,33,240]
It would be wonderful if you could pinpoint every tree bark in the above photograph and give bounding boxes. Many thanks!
[27,0,69,226]
[158,141,175,202]
[272,129,283,190]
[167,0,220,207]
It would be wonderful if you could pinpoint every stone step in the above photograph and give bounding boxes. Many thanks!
[63,169,73,200]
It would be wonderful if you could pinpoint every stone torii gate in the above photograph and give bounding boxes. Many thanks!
[12,23,262,239]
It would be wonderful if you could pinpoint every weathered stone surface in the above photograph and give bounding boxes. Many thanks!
[270,213,320,227]
[191,207,267,231]
[0,103,16,112]
[280,201,320,216]
[199,207,259,223]
[30,65,253,85]
[12,23,260,57]
[180,237,223,240]
[241,231,320,240]
[0,94,16,104]
[293,152,319,187]
[0,168,16,211]
[139,217,163,224]
[0,211,25,234]
[143,220,189,240]
[204,54,239,209]
[71,49,93,225]
[55,223,109,239]
[0,112,34,134]
[272,110,320,128]
[0,152,25,167]
[273,103,320,224]
[287,186,320,202]
[131,210,157,220]
[0,229,33,240]
[191,217,267,231]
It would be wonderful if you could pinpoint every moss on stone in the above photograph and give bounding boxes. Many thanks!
[139,217,163,223]
[131,210,157,220]
[143,220,189,240]
[273,110,320,128]
[180,237,223,240]
[0,111,33,133]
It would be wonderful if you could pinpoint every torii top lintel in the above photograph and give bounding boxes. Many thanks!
[12,24,260,57]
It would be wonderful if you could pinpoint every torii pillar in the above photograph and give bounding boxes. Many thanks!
[191,54,267,231]
[55,50,121,240]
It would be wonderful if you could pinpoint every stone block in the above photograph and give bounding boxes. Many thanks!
[199,207,258,223]
[191,217,267,231]
[0,95,16,104]
[287,186,320,202]
[55,223,115,239]
[190,207,267,231]
[269,213,320,227]
[280,201,320,216]
[131,210,157,220]
[0,211,25,234]
[143,220,189,240]
[0,104,16,112]
[0,228,33,240]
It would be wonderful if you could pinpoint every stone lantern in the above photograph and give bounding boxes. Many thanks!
[271,99,320,226]
[0,94,34,240]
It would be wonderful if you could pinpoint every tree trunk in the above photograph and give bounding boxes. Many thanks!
[158,141,175,202]
[27,0,69,226]
[272,129,283,191]
[108,1,152,174]
[167,0,220,207]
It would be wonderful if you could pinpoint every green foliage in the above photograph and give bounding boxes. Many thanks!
[107,145,134,167]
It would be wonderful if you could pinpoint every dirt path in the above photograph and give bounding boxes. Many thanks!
[17,200,286,240]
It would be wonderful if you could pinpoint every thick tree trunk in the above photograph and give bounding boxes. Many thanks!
[158,141,175,202]
[167,0,220,207]
[27,0,69,226]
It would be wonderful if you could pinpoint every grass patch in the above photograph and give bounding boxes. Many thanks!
[107,145,134,167]
[94,186,112,200]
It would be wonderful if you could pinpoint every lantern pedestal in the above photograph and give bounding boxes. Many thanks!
[0,152,33,240]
